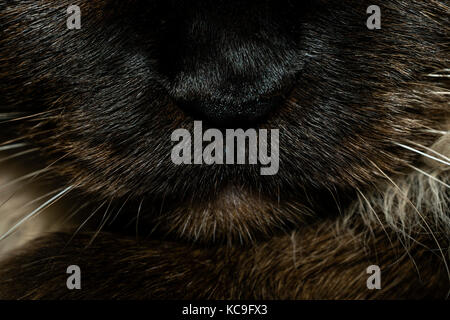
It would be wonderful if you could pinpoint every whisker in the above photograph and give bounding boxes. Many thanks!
[0,113,27,120]
[0,130,54,147]
[59,202,91,226]
[427,74,450,78]
[0,152,71,212]
[395,143,450,166]
[97,200,113,228]
[0,110,52,124]
[108,193,132,226]
[10,188,66,213]
[433,91,450,95]
[423,130,448,135]
[408,165,450,189]
[0,148,40,164]
[87,200,113,248]
[136,198,144,240]
[427,69,450,78]
[356,188,394,247]
[0,168,50,192]
[371,162,450,282]
[405,141,450,163]
[65,200,108,248]
[0,185,74,241]
[0,143,28,152]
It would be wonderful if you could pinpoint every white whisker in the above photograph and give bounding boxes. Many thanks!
[87,200,113,247]
[405,141,450,163]
[0,143,28,152]
[66,200,108,247]
[409,165,450,189]
[423,129,448,135]
[0,148,39,163]
[11,188,66,212]
[427,69,450,78]
[0,168,50,191]
[395,143,450,166]
[433,91,450,95]
[0,186,74,241]
[371,162,450,282]
[136,198,144,240]
[0,113,27,120]
[59,202,90,226]
[108,193,132,226]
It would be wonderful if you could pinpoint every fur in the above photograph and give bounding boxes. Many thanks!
[0,0,448,299]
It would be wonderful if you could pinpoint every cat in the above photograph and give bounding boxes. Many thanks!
[0,0,448,299]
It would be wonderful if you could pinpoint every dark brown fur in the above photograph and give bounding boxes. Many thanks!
[1,218,448,299]
[0,0,448,299]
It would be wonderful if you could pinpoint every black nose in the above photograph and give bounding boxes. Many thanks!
[159,0,301,126]
[176,95,283,126]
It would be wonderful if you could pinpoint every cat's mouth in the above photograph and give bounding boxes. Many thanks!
[111,173,351,243]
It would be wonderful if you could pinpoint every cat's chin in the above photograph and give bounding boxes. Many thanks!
[155,184,311,244]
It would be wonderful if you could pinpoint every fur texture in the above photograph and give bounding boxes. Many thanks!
[0,0,448,299]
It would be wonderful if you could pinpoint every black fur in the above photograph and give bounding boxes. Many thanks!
[0,0,448,298]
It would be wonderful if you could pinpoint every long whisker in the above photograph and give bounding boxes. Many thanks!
[0,130,54,147]
[0,152,71,212]
[423,130,448,135]
[433,91,450,95]
[427,69,450,77]
[404,141,450,162]
[136,198,144,240]
[356,188,394,247]
[86,200,113,248]
[395,143,450,166]
[8,188,66,213]
[0,168,50,192]
[0,110,53,124]
[65,200,108,248]
[371,161,450,282]
[0,113,27,120]
[0,185,74,241]
[408,165,450,189]
[108,193,132,226]
[96,200,112,228]
[0,148,40,164]
[59,202,91,226]
[0,143,29,152]
[427,74,450,78]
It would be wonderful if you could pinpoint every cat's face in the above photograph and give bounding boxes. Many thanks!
[1,1,448,242]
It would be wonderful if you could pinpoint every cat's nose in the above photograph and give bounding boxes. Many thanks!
[159,1,301,126]
[176,95,284,126]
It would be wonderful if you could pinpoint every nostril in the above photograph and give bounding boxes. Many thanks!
[176,95,284,126]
